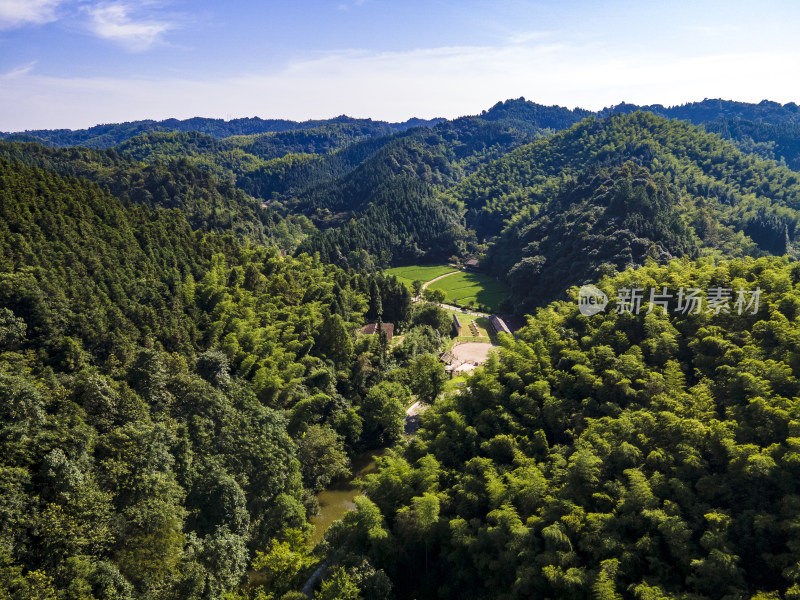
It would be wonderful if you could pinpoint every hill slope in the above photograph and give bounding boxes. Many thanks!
[0,151,425,599]
[323,255,800,600]
[445,111,800,311]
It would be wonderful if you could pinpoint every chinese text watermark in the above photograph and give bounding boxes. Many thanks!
[579,286,761,316]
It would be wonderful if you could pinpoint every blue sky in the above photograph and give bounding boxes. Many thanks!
[1,0,799,130]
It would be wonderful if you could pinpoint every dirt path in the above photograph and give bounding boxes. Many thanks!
[404,400,429,434]
[419,270,459,294]
[413,271,491,317]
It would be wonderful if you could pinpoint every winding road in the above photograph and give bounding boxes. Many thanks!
[414,270,490,317]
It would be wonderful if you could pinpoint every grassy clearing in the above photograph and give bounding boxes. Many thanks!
[427,271,509,313]
[445,376,468,394]
[384,264,457,288]
[474,317,491,337]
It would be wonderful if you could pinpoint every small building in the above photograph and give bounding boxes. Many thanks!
[464,258,480,271]
[454,363,477,376]
[359,322,394,341]
[489,315,512,335]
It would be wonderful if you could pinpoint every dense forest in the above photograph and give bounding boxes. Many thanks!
[325,256,800,600]
[10,98,800,279]
[2,97,800,599]
[0,148,457,599]
[451,111,800,312]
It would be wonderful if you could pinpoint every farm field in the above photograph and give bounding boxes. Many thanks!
[384,264,456,288]
[427,271,509,312]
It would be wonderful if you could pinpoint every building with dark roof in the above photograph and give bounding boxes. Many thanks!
[452,314,462,335]
[359,322,394,341]
[489,315,512,335]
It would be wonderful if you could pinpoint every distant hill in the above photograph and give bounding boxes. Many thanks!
[0,140,313,248]
[600,98,800,124]
[0,114,444,148]
[5,98,800,287]
[6,97,799,149]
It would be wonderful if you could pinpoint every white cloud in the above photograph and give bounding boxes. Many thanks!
[2,41,800,131]
[0,0,62,29]
[86,2,172,51]
[2,61,37,77]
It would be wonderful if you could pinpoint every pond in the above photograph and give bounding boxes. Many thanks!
[310,448,386,546]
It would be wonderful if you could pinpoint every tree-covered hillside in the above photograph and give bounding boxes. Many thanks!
[445,112,800,311]
[703,118,800,172]
[0,151,456,599]
[601,98,800,126]
[0,140,314,248]
[323,256,800,600]
[11,98,800,281]
[600,99,800,170]
[290,114,557,266]
[0,115,443,149]
[3,97,800,599]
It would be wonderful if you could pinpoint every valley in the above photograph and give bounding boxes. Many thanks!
[2,97,800,600]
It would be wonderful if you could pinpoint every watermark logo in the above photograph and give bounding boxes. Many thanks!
[576,285,762,316]
[578,285,609,316]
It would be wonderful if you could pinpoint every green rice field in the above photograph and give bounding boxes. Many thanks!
[384,264,457,288]
[427,271,509,312]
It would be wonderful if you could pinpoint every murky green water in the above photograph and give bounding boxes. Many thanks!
[310,449,386,546]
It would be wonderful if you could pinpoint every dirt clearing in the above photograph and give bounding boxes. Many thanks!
[450,342,496,365]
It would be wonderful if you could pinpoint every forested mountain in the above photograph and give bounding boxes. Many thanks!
[289,106,586,265]
[600,99,800,170]
[111,125,405,206]
[703,118,800,171]
[99,105,563,267]
[601,98,800,125]
[3,98,800,599]
[0,140,314,247]
[0,115,443,149]
[324,256,800,600]
[447,111,800,312]
[10,98,800,284]
[7,100,800,303]
[115,121,401,165]
[0,148,456,599]
[479,98,593,132]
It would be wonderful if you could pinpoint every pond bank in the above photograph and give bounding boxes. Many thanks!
[309,448,386,546]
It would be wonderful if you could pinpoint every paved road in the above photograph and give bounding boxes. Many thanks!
[435,302,489,318]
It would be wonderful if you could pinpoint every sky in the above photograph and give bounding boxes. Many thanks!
[1,0,799,131]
